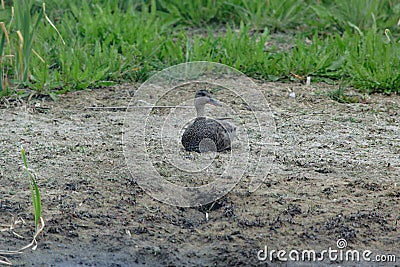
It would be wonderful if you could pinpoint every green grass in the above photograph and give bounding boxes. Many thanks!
[0,0,399,97]
[346,29,400,94]
[0,21,7,92]
[21,146,42,231]
[227,0,312,32]
[13,0,45,83]
[311,0,399,34]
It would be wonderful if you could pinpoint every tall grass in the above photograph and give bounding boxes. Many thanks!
[0,0,62,94]
[346,29,400,93]
[156,0,227,27]
[0,0,399,95]
[190,23,270,77]
[228,0,311,32]
[311,0,400,33]
[13,0,44,83]
[0,21,8,94]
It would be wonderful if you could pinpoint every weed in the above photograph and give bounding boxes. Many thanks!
[328,86,361,103]
[0,147,44,265]
[21,146,42,230]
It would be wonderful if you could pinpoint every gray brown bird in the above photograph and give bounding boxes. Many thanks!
[181,90,236,152]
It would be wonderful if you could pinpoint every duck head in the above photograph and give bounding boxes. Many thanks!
[194,90,222,117]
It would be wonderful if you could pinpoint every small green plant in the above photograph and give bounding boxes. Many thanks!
[0,148,44,265]
[21,146,42,231]
[328,86,361,103]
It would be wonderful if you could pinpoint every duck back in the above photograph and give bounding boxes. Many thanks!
[181,117,233,152]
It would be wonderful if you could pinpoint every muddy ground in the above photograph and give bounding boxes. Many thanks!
[0,82,399,266]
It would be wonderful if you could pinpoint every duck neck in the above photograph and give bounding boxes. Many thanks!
[195,103,206,118]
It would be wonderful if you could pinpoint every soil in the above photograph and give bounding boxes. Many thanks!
[0,81,399,266]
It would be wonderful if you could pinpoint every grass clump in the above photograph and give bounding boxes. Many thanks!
[228,0,311,32]
[190,23,270,77]
[13,0,45,83]
[311,0,400,34]
[345,29,400,94]
[0,0,62,96]
[156,0,227,27]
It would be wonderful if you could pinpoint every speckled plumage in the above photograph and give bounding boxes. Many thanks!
[181,90,236,153]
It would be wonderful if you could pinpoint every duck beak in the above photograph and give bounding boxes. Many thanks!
[209,98,222,106]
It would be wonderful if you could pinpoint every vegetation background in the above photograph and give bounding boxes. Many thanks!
[0,0,399,98]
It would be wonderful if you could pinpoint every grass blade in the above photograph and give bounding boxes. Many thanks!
[21,146,42,230]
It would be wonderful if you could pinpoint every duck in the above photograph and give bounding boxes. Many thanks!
[181,90,236,153]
